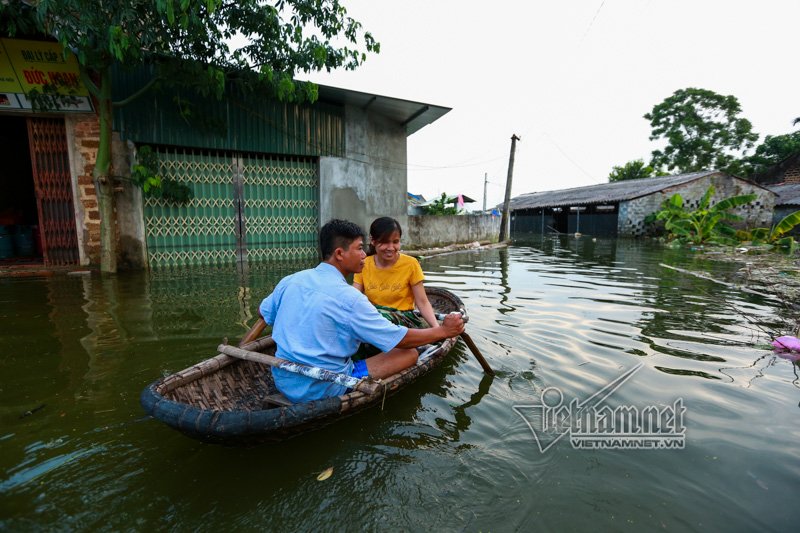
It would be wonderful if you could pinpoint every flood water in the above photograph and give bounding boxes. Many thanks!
[1,237,799,531]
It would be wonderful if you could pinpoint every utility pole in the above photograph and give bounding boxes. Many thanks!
[499,134,520,242]
[483,172,488,213]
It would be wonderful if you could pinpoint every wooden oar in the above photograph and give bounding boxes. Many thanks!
[416,310,495,376]
[459,331,494,376]
[239,317,267,347]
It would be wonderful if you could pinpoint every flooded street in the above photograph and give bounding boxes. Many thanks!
[2,237,799,531]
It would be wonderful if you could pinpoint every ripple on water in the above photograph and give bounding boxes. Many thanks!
[2,238,800,531]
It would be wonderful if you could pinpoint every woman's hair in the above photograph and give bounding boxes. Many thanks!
[367,217,402,256]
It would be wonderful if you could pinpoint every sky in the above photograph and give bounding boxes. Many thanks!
[305,0,800,211]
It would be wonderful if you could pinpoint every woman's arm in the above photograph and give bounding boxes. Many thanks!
[353,282,364,292]
[411,282,438,328]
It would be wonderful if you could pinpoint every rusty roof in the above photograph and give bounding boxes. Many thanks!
[509,171,770,210]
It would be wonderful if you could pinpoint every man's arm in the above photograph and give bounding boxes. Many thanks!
[395,313,464,348]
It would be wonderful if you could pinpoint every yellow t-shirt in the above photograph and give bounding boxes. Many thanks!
[353,253,424,311]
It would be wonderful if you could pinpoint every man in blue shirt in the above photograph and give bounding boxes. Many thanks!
[259,219,465,403]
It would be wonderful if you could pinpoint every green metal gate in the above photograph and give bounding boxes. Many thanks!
[143,147,319,268]
[241,154,319,261]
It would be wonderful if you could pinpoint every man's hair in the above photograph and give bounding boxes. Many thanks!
[320,219,365,260]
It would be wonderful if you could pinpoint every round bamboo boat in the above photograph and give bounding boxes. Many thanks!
[140,287,465,444]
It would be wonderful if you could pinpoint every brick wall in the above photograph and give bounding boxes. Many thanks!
[783,161,800,184]
[67,114,102,264]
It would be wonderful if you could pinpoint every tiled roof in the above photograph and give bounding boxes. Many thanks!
[768,182,800,206]
[508,171,768,210]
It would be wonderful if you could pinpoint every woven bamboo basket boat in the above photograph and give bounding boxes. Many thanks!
[140,287,465,444]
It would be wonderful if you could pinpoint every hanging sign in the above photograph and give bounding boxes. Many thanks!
[0,38,94,113]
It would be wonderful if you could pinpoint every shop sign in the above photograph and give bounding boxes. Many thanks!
[0,38,94,113]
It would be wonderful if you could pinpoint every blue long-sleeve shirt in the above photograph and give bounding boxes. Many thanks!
[259,262,408,403]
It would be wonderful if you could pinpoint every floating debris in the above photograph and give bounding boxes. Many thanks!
[19,404,45,419]
[316,467,334,481]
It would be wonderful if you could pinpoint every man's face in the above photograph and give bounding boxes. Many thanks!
[340,237,366,274]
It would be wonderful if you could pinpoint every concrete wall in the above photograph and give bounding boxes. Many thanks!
[113,139,147,269]
[406,215,500,248]
[319,104,408,234]
[618,174,774,236]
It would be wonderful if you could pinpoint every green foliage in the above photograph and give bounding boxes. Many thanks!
[651,186,756,245]
[424,193,458,216]
[131,146,162,193]
[645,88,758,174]
[608,159,657,182]
[131,146,193,203]
[0,1,379,105]
[730,131,800,178]
[739,210,800,253]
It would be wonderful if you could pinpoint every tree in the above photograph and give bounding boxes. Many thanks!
[424,193,458,216]
[644,88,758,174]
[608,159,656,182]
[732,131,800,178]
[0,0,378,273]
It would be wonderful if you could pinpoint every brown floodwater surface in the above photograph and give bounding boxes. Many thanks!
[1,236,798,531]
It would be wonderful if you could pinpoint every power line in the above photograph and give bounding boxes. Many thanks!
[542,132,603,184]
[579,0,607,45]
[226,96,510,173]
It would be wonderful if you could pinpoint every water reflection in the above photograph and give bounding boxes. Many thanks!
[2,240,800,531]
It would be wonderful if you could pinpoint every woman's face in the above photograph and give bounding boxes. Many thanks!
[373,230,401,263]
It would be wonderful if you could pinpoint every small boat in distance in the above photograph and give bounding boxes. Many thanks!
[140,287,465,444]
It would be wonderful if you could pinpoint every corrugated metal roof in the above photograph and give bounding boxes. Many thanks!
[407,192,426,206]
[316,85,450,136]
[112,65,450,155]
[767,182,800,206]
[508,171,768,210]
[113,66,345,156]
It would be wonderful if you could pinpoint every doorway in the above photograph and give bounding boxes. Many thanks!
[0,115,42,264]
[0,115,79,266]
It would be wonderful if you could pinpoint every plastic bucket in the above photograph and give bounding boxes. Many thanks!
[0,225,13,259]
[13,225,35,257]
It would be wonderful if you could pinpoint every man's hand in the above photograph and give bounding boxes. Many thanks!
[396,312,466,349]
[441,312,465,338]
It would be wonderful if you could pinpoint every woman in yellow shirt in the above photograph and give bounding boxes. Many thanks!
[353,217,438,329]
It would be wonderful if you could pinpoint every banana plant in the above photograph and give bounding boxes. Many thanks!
[653,186,757,245]
[744,210,800,253]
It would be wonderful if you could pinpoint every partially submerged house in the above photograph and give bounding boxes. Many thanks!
[407,192,427,215]
[510,171,774,237]
[752,152,800,186]
[747,150,800,230]
[767,182,800,225]
[0,37,451,268]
